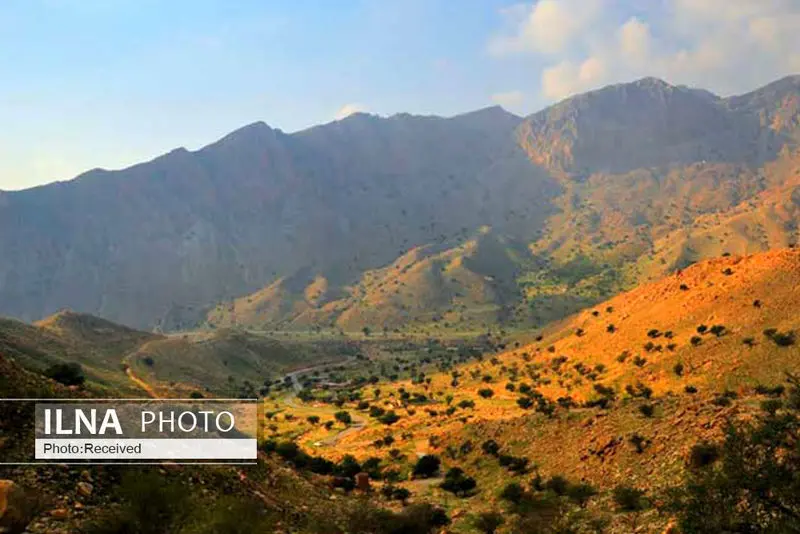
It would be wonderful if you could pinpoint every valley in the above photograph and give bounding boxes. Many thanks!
[2,74,800,533]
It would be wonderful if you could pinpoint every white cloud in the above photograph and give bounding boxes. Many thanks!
[489,0,800,103]
[542,57,607,100]
[491,90,525,110]
[618,17,651,65]
[488,0,602,56]
[334,103,367,120]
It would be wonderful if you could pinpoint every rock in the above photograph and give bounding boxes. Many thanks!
[662,518,679,533]
[354,472,371,492]
[76,482,93,498]
[50,508,69,520]
[0,480,29,530]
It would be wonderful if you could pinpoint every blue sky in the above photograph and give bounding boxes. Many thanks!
[2,0,798,190]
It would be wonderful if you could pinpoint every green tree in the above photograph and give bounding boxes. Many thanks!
[412,455,441,478]
[669,374,800,532]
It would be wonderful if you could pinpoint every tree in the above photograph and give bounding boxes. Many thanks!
[379,411,401,425]
[481,439,501,456]
[517,397,534,409]
[472,511,504,534]
[670,375,800,532]
[334,455,362,479]
[412,455,441,478]
[44,362,85,386]
[499,482,525,504]
[334,411,352,425]
[440,467,477,497]
[612,486,647,512]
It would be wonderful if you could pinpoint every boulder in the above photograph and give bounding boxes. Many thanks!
[0,480,30,531]
[50,508,69,520]
[76,482,93,498]
[354,472,371,492]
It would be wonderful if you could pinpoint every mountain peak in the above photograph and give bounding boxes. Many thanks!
[213,121,279,145]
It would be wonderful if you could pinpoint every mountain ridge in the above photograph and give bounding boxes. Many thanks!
[1,75,799,332]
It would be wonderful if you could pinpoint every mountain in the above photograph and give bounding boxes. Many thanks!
[1,76,799,332]
[0,106,556,330]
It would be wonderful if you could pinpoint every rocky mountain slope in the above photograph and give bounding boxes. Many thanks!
[1,76,799,332]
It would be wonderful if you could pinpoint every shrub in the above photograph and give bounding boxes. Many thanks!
[412,455,441,478]
[761,399,783,415]
[690,336,702,346]
[709,325,726,337]
[712,396,732,407]
[629,433,649,454]
[471,511,504,534]
[566,483,598,507]
[688,442,720,470]
[440,467,477,496]
[612,486,647,512]
[697,325,708,334]
[44,362,85,386]
[685,385,698,394]
[543,475,570,496]
[379,411,401,425]
[499,482,525,504]
[673,362,684,376]
[334,411,352,425]
[478,388,495,399]
[481,439,501,456]
[755,384,785,397]
[306,415,320,424]
[381,484,411,503]
[638,404,655,418]
[517,397,533,409]
[768,330,796,347]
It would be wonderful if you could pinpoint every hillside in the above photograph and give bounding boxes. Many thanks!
[269,248,800,531]
[207,228,542,332]
[0,352,434,534]
[0,311,160,394]
[1,76,799,334]
[125,328,357,396]
[0,311,345,397]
